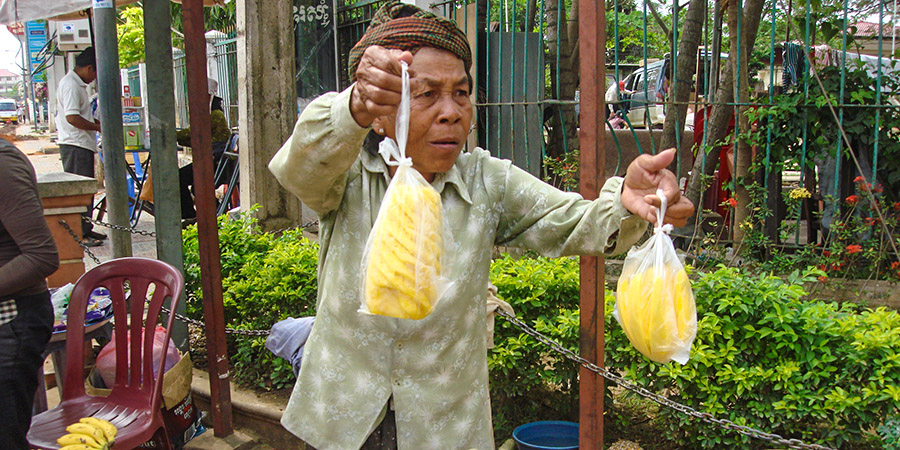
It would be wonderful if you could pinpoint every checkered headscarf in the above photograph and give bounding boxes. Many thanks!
[347,1,472,81]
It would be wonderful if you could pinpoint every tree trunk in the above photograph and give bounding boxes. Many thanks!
[728,0,753,244]
[660,0,706,152]
[526,0,537,31]
[546,0,580,161]
[683,0,767,216]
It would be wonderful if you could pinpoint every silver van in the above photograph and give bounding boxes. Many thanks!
[621,59,667,128]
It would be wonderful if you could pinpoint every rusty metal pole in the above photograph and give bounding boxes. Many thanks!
[578,0,607,445]
[182,0,234,437]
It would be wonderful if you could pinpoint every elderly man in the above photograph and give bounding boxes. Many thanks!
[269,2,692,449]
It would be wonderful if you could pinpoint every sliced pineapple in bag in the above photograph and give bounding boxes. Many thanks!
[613,189,697,364]
[359,61,448,320]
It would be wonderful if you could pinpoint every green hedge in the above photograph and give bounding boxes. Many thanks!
[488,255,583,440]
[182,213,317,389]
[605,265,900,449]
[184,218,899,448]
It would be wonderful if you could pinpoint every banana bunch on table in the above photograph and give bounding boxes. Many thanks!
[56,417,117,450]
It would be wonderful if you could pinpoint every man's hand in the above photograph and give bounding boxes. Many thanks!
[66,114,101,133]
[621,148,694,227]
[349,46,414,128]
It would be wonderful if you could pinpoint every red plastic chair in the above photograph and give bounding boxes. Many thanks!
[28,257,184,450]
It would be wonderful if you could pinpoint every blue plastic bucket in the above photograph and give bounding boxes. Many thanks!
[512,421,579,450]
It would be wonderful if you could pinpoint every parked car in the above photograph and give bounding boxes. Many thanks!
[621,59,667,128]
[0,99,18,124]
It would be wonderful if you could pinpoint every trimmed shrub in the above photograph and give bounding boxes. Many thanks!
[606,265,900,449]
[183,213,318,389]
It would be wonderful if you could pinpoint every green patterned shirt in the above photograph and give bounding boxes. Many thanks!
[268,86,647,450]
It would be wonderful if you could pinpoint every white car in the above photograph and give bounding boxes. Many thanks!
[0,99,18,124]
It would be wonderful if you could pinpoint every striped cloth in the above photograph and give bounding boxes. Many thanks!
[347,0,471,81]
[782,42,805,88]
[0,298,16,327]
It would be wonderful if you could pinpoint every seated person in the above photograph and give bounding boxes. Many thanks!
[176,95,231,221]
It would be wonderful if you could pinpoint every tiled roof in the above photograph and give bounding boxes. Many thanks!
[851,21,900,38]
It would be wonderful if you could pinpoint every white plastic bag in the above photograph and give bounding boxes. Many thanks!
[614,189,697,364]
[50,283,74,320]
[359,61,448,320]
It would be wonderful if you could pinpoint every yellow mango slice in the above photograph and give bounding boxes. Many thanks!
[616,263,696,364]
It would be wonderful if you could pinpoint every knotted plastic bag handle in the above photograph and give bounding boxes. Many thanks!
[655,188,673,234]
[378,61,412,167]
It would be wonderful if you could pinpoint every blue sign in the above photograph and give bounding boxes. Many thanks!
[25,21,46,82]
[122,111,142,124]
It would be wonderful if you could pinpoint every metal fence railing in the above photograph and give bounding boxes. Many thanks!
[173,30,238,130]
[164,0,900,260]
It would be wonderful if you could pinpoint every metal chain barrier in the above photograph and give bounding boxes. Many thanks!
[493,309,835,450]
[161,299,271,337]
[88,217,156,237]
[163,294,833,448]
[59,219,102,265]
[64,214,833,448]
[266,219,320,236]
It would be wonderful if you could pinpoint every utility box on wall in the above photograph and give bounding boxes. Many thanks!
[56,19,92,52]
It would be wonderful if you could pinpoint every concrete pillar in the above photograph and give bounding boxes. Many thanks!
[144,0,187,353]
[36,172,98,288]
[236,0,300,231]
[94,0,134,257]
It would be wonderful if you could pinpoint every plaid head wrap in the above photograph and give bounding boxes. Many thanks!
[347,1,472,81]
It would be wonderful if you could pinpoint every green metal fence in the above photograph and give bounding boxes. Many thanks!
[172,30,238,129]
[164,0,900,258]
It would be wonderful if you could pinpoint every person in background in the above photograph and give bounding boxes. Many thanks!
[176,91,231,224]
[0,138,60,450]
[268,2,693,448]
[56,47,104,247]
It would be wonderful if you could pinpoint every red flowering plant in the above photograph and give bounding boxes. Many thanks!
[543,149,580,192]
[818,176,900,281]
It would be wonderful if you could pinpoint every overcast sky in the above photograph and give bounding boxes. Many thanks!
[0,27,24,75]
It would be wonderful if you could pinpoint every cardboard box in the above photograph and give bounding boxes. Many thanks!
[86,353,201,448]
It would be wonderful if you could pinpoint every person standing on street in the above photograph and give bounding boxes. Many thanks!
[0,137,60,449]
[56,47,104,247]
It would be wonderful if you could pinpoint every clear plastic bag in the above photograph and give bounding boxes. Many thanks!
[359,61,448,320]
[614,189,697,364]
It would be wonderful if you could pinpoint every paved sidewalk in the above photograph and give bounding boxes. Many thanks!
[19,127,158,268]
[20,125,284,449]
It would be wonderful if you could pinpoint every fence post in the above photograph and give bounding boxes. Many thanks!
[578,0,607,446]
[236,0,299,231]
[93,0,133,258]
[183,0,234,437]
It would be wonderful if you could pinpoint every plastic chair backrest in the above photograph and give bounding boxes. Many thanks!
[214,133,239,187]
[61,257,184,415]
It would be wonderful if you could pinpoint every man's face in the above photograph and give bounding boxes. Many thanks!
[78,65,97,84]
[377,47,473,181]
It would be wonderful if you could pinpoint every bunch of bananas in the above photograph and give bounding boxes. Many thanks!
[56,417,117,450]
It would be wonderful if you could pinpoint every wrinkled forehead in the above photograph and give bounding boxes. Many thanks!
[406,47,473,89]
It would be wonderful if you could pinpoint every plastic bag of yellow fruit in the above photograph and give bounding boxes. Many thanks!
[359,61,449,320]
[614,189,696,364]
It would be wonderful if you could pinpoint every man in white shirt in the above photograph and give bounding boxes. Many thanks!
[56,47,104,246]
